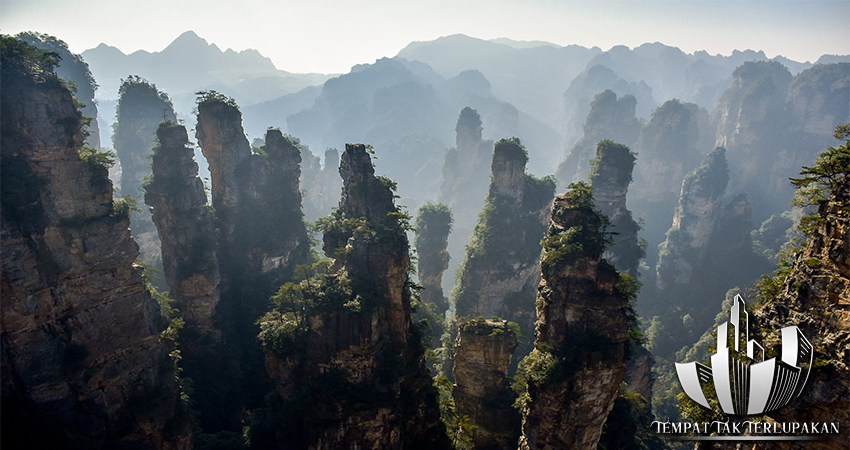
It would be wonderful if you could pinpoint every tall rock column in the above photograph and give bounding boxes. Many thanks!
[656,147,729,290]
[414,203,453,313]
[453,318,520,450]
[144,122,220,340]
[193,95,311,433]
[195,94,251,252]
[440,107,494,293]
[112,76,176,273]
[588,139,644,277]
[519,183,632,450]
[260,144,448,448]
[0,37,190,449]
[453,138,555,364]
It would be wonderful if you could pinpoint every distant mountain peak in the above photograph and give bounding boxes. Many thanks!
[162,30,211,54]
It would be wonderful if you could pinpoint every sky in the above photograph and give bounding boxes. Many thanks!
[2,0,849,74]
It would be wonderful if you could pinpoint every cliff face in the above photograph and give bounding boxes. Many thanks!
[656,147,729,290]
[453,318,520,450]
[259,143,447,449]
[557,89,642,185]
[144,122,220,340]
[630,100,710,253]
[195,96,251,248]
[588,140,645,277]
[519,183,632,450]
[414,203,453,314]
[646,147,771,361]
[0,38,190,449]
[752,149,849,450]
[712,61,849,221]
[453,138,555,365]
[112,76,177,279]
[16,32,102,150]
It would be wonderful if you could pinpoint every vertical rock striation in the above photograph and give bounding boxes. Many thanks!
[260,144,448,449]
[519,183,632,450]
[453,318,520,450]
[557,89,642,185]
[453,138,556,365]
[588,140,645,277]
[656,147,729,290]
[144,122,220,340]
[414,203,453,314]
[0,37,190,449]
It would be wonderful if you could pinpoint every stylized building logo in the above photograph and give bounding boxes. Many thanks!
[676,295,813,416]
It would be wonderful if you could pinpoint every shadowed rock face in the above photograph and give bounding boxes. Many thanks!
[519,186,631,450]
[195,99,251,246]
[589,140,644,277]
[453,318,520,450]
[453,138,555,368]
[263,144,448,449]
[0,41,191,449]
[752,177,849,450]
[145,122,220,339]
[193,98,311,432]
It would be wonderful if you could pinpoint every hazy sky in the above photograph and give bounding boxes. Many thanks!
[2,0,848,74]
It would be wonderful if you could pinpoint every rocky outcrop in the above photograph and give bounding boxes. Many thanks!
[588,140,645,277]
[440,107,495,292]
[16,32,102,150]
[113,76,177,281]
[519,183,632,450]
[786,63,850,139]
[715,61,793,150]
[193,95,311,433]
[630,100,711,254]
[453,318,520,450]
[144,122,220,339]
[0,37,190,449]
[452,138,556,365]
[656,147,729,290]
[195,94,251,249]
[414,203,453,313]
[557,89,642,185]
[751,137,849,450]
[259,144,448,448]
[302,147,343,221]
[649,148,771,357]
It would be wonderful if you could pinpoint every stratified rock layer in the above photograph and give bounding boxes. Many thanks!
[519,185,631,450]
[0,41,190,449]
[453,318,520,450]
